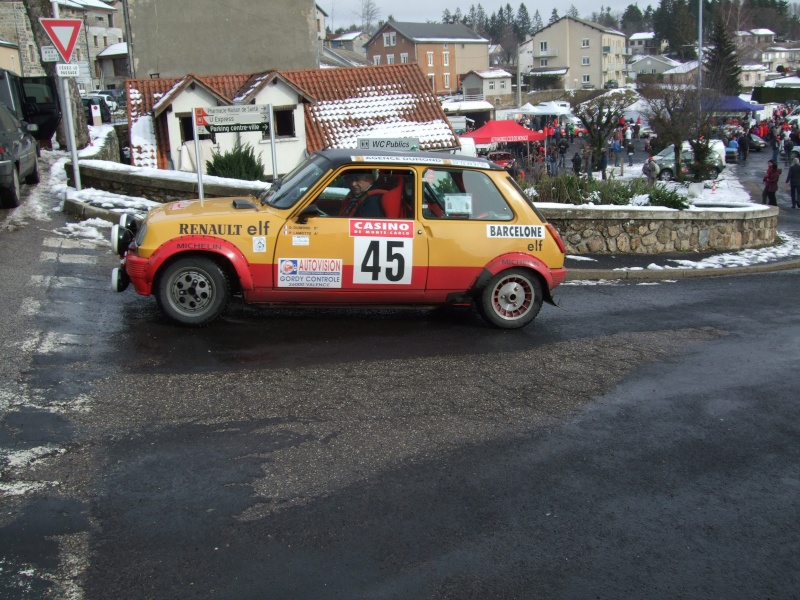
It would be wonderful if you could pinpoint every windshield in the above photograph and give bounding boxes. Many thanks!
[259,155,327,209]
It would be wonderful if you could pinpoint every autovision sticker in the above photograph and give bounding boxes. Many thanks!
[277,258,342,288]
[486,224,545,239]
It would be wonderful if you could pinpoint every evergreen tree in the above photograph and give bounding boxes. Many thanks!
[516,3,532,40]
[653,0,697,59]
[476,4,488,34]
[466,4,478,29]
[442,8,452,24]
[705,18,742,95]
[454,7,464,23]
[550,8,560,23]
[567,5,580,17]
[532,9,544,32]
[621,3,645,35]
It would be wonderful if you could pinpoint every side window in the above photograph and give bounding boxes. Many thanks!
[311,168,415,219]
[421,169,513,221]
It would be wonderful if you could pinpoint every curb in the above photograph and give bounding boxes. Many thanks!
[63,198,800,281]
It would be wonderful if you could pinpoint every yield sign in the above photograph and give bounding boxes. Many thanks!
[39,18,83,63]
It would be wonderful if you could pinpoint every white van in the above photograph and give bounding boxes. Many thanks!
[455,136,477,157]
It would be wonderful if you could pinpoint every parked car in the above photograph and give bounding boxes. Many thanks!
[110,149,568,328]
[487,150,514,167]
[90,90,118,112]
[82,96,112,123]
[0,102,40,208]
[645,140,726,181]
[0,67,60,146]
[604,79,619,89]
[747,133,767,151]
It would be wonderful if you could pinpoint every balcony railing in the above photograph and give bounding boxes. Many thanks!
[602,46,611,53]
[533,49,558,58]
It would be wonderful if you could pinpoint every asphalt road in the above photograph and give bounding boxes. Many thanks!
[1,156,799,599]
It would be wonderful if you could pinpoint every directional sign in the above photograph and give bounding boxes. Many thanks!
[195,105,271,135]
[39,18,83,63]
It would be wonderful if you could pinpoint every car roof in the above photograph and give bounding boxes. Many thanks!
[311,148,503,171]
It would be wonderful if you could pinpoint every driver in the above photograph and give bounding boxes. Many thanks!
[339,171,385,218]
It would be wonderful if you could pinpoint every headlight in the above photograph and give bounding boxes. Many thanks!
[111,224,133,256]
[119,213,139,234]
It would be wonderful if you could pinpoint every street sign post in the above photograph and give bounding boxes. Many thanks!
[192,104,275,201]
[41,10,83,190]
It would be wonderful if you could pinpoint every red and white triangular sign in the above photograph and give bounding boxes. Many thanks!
[39,18,83,63]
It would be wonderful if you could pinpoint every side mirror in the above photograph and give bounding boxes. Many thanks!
[296,204,322,224]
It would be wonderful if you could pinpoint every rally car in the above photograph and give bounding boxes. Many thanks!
[110,149,567,329]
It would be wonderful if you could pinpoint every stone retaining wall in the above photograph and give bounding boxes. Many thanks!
[67,161,780,255]
[541,207,779,254]
[65,161,264,203]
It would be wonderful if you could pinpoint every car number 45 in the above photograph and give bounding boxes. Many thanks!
[353,238,413,285]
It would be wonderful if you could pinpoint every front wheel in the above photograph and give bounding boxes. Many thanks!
[657,169,674,181]
[25,155,40,185]
[156,257,230,326]
[479,269,543,329]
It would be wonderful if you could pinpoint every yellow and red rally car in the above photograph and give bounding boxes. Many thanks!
[111,149,567,329]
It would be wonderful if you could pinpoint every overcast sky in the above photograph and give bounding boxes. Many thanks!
[322,0,635,31]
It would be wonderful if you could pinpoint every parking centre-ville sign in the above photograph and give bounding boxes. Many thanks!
[194,105,271,134]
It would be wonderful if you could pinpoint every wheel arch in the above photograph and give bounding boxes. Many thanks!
[147,236,254,295]
[473,253,557,305]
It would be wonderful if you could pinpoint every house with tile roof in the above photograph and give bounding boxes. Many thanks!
[364,20,490,95]
[518,16,628,90]
[125,64,458,179]
[662,60,700,85]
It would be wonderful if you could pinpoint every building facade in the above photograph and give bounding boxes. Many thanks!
[520,17,628,90]
[365,20,489,95]
[123,0,318,78]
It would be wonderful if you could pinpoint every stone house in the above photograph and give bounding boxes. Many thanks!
[364,20,489,95]
[518,16,628,90]
[0,35,19,73]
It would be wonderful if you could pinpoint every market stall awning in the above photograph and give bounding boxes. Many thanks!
[460,120,546,143]
[703,95,764,111]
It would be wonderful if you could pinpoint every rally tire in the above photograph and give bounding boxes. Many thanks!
[479,268,542,329]
[156,257,230,326]
[25,155,40,185]
[1,167,21,208]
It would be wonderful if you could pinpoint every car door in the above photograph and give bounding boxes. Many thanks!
[418,166,524,292]
[0,105,34,176]
[271,166,428,298]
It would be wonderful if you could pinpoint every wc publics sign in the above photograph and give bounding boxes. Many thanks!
[357,137,420,151]
[194,105,270,134]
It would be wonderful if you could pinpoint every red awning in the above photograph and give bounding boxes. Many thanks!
[461,120,546,143]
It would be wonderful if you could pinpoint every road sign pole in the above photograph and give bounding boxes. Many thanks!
[193,110,204,203]
[268,104,278,182]
[48,2,81,190]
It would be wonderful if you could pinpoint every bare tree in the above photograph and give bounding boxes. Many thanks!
[572,90,638,166]
[358,0,381,34]
[638,81,721,182]
[21,0,89,149]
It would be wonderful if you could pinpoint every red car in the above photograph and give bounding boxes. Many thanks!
[487,151,514,167]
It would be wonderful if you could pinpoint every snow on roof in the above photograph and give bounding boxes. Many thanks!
[750,29,775,35]
[470,69,512,79]
[130,115,158,169]
[441,100,496,111]
[97,42,127,58]
[529,68,568,76]
[333,31,364,41]
[741,64,767,71]
[763,76,800,88]
[629,32,655,40]
[664,60,699,75]
[57,0,115,10]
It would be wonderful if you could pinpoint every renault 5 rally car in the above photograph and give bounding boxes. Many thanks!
[110,149,567,329]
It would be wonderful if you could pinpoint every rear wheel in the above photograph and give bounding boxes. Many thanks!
[0,168,21,208]
[479,269,543,329]
[25,155,40,185]
[156,257,230,326]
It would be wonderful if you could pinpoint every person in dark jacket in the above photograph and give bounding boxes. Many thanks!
[572,151,582,175]
[785,157,800,208]
[762,159,781,206]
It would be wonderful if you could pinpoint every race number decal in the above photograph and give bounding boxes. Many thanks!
[353,238,412,284]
